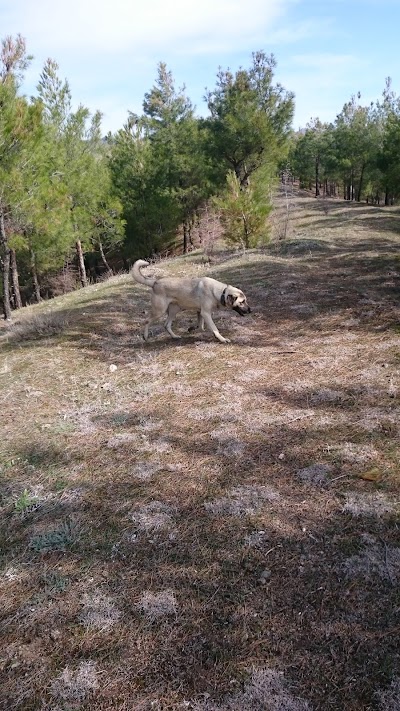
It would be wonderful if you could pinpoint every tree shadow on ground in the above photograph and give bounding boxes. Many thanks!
[2,402,398,710]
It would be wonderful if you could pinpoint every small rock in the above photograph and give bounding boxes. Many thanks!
[109,364,118,372]
[260,568,271,583]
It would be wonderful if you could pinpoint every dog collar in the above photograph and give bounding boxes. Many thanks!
[220,287,228,306]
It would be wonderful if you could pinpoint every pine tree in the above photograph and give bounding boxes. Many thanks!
[111,63,210,257]
[205,51,294,189]
[214,167,272,249]
[37,59,124,287]
[204,51,293,246]
[0,35,43,318]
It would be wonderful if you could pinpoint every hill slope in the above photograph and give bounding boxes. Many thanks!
[0,192,399,710]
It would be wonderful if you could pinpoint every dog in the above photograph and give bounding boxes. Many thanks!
[131,259,251,343]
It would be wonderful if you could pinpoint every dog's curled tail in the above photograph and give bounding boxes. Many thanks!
[131,260,156,287]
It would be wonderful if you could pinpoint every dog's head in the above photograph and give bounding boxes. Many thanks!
[221,286,251,316]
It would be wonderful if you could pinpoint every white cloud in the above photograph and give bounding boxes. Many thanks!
[3,0,292,54]
[2,0,306,131]
[2,0,395,134]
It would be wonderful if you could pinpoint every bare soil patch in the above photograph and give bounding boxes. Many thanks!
[0,188,399,710]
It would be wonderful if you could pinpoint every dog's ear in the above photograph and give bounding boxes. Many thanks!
[225,293,235,307]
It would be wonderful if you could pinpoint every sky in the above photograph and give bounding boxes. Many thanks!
[1,0,399,134]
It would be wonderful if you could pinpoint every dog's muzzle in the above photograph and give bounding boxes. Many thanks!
[233,305,251,316]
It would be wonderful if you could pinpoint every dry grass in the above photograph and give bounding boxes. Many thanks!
[193,666,311,710]
[50,660,99,705]
[0,187,399,710]
[137,590,178,622]
[4,311,71,341]
[375,677,400,711]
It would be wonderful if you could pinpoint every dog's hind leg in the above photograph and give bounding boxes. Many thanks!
[201,311,230,343]
[143,296,168,341]
[143,315,160,341]
[165,303,181,339]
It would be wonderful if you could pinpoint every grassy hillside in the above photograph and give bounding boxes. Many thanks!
[0,191,399,710]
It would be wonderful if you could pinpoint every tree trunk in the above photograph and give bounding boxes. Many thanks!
[183,221,189,254]
[315,157,320,197]
[30,248,41,303]
[196,210,203,246]
[76,239,88,287]
[241,211,250,250]
[0,211,12,320]
[10,248,23,309]
[98,240,113,275]
[385,186,390,206]
[357,164,365,202]
[189,219,194,248]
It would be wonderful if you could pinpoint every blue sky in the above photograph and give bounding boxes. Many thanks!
[1,0,399,134]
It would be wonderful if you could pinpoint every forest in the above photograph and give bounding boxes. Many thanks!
[1,33,400,319]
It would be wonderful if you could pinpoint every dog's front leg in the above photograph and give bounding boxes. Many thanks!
[188,311,205,333]
[201,311,230,343]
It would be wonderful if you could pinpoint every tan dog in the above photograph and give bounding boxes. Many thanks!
[131,259,251,343]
